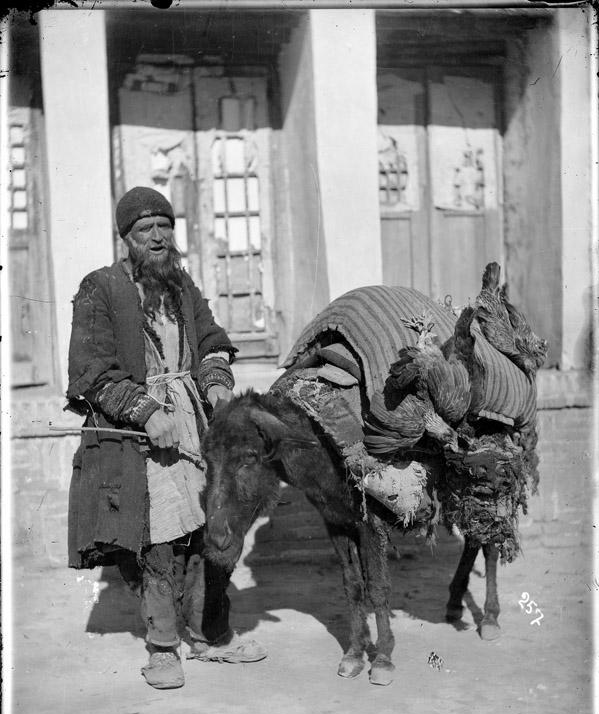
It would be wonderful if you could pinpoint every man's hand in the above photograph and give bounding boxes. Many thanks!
[145,409,180,450]
[206,385,233,409]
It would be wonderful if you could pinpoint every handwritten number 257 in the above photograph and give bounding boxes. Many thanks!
[519,592,544,626]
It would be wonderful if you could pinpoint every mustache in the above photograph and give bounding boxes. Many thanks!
[129,240,181,272]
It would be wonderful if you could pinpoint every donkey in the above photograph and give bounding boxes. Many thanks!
[201,390,502,686]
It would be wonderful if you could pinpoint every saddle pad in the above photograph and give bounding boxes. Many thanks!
[281,285,456,401]
[270,370,364,450]
[281,285,537,429]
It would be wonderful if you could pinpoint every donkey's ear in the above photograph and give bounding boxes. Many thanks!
[248,408,290,440]
[248,408,292,461]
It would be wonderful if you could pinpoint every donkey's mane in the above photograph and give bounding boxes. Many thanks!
[212,387,304,424]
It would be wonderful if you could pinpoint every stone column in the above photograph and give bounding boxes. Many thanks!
[40,10,114,390]
[309,9,382,300]
[556,7,594,370]
[557,7,597,369]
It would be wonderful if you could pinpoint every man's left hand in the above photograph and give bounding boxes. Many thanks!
[207,385,233,408]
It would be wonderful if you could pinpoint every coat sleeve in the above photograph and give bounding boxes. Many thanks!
[67,273,131,400]
[66,272,158,426]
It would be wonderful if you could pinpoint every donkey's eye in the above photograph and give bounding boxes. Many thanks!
[242,450,258,465]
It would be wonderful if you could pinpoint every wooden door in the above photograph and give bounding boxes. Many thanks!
[378,65,503,307]
[8,107,55,387]
[378,68,430,294]
[112,56,197,273]
[113,59,278,359]
[192,70,277,359]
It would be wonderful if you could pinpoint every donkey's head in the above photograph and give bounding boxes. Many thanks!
[201,391,308,570]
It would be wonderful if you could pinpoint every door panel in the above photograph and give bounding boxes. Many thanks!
[8,107,55,387]
[113,68,197,274]
[377,64,503,306]
[193,71,277,357]
[432,213,487,306]
[113,59,278,358]
[427,66,503,306]
[380,216,413,288]
[378,68,430,293]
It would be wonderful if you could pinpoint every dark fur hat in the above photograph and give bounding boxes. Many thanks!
[116,186,175,237]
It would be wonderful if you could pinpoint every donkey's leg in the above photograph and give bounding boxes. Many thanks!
[326,523,370,678]
[361,517,395,686]
[446,537,480,629]
[479,542,501,641]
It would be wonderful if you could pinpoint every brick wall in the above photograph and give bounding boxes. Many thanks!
[529,408,594,548]
[12,434,79,565]
[9,370,594,568]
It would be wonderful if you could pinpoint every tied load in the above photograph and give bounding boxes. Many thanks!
[277,262,547,530]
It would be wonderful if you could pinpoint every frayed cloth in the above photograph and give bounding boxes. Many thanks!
[273,371,365,450]
[343,442,428,526]
[440,431,528,562]
[145,371,208,544]
[143,314,207,545]
[270,373,429,525]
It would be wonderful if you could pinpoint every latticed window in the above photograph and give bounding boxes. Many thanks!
[7,105,55,386]
[211,96,265,334]
[378,133,409,207]
[8,123,28,231]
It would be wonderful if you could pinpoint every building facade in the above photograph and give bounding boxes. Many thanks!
[5,4,596,563]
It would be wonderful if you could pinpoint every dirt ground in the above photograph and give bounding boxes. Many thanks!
[10,506,594,714]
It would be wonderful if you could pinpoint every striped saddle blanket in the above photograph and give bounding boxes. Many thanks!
[281,285,536,428]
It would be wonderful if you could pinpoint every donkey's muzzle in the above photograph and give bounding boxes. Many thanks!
[207,512,234,552]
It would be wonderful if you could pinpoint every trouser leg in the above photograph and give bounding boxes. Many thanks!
[114,545,180,646]
[181,529,205,640]
[140,543,183,647]
[114,532,233,647]
[114,549,143,597]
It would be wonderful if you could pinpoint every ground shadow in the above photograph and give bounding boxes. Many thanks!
[85,565,145,638]
[85,484,490,654]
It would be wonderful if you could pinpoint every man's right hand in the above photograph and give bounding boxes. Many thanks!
[145,409,180,450]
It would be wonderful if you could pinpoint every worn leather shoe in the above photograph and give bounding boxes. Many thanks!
[187,633,267,663]
[141,649,185,689]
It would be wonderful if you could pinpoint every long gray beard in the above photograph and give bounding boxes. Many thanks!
[130,245,183,320]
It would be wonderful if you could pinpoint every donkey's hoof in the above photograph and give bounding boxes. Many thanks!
[445,614,474,632]
[479,622,501,641]
[338,654,365,678]
[369,656,395,686]
[445,607,463,622]
[449,619,474,632]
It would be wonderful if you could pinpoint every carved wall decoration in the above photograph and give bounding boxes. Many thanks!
[429,73,499,212]
[430,126,498,211]
[378,129,410,207]
[122,53,193,95]
[451,147,486,210]
[377,72,422,212]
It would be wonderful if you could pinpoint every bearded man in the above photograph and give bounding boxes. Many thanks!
[67,186,265,689]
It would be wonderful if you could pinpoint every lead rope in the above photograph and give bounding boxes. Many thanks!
[48,425,203,467]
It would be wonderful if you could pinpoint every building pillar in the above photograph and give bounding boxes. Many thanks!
[39,10,114,390]
[557,8,594,370]
[309,9,382,300]
[277,13,329,355]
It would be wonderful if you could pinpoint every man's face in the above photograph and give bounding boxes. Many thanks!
[126,214,175,266]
